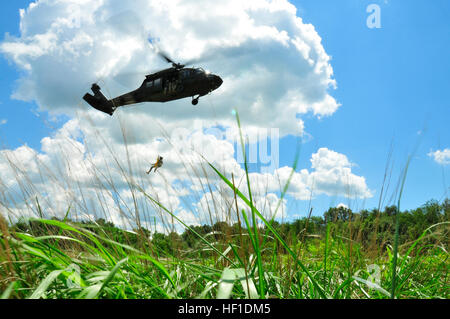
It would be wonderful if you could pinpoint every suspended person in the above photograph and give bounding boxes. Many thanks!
[147,155,163,174]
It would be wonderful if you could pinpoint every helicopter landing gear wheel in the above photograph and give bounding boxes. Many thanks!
[192,98,199,106]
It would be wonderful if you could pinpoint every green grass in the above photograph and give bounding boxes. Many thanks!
[0,215,447,299]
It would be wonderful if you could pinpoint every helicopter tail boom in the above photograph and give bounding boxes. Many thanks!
[83,84,115,116]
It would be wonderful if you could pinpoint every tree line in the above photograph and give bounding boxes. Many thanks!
[10,199,449,257]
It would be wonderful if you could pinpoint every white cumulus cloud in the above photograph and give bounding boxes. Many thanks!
[0,117,372,227]
[1,0,339,137]
[247,147,373,200]
[428,148,450,165]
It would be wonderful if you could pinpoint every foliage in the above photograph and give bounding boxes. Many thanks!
[0,197,448,299]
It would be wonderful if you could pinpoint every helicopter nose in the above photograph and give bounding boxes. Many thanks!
[210,74,223,90]
[215,76,223,88]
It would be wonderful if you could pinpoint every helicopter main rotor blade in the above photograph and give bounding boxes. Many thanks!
[157,51,175,64]
[156,50,185,69]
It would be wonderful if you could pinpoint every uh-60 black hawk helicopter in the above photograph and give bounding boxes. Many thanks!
[83,52,223,116]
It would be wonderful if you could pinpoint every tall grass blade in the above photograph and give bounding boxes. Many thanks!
[1,282,16,299]
[29,270,64,299]
[391,154,413,299]
[234,110,265,298]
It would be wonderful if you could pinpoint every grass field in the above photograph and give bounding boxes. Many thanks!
[0,213,448,299]
[0,113,448,299]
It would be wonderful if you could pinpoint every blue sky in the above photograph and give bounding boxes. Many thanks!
[285,0,450,212]
[0,0,448,224]
[0,0,59,150]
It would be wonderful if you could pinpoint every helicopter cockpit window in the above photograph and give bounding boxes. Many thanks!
[154,78,161,88]
[145,81,153,88]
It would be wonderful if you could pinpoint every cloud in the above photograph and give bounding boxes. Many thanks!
[247,147,373,200]
[1,0,339,137]
[176,209,201,227]
[308,148,372,198]
[428,148,450,165]
[0,117,371,227]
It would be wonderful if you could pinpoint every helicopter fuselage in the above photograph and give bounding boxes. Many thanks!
[83,67,223,115]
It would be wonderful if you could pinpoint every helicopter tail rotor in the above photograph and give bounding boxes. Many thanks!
[83,84,115,116]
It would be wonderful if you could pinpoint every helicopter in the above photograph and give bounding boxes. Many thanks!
[83,52,223,116]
